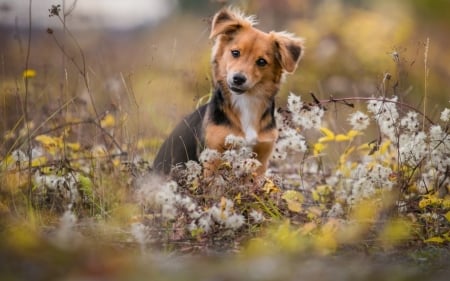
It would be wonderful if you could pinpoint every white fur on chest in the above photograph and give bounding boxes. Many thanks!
[231,94,261,145]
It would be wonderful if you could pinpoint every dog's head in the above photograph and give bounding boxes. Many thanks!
[210,8,304,97]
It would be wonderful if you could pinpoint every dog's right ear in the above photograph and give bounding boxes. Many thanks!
[272,32,304,74]
[210,8,255,39]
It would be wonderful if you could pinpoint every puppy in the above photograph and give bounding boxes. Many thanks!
[153,8,304,176]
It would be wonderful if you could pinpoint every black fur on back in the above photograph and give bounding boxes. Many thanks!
[153,104,207,174]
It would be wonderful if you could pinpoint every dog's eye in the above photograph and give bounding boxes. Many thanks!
[231,50,240,58]
[256,58,267,67]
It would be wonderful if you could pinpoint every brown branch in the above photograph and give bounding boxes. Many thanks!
[317,96,435,125]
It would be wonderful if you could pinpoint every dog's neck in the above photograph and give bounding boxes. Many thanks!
[213,83,275,145]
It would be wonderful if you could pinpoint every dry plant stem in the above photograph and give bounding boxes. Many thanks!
[120,72,140,158]
[318,96,434,125]
[54,13,99,119]
[24,0,33,201]
[48,5,115,155]
[423,38,430,130]
[8,97,76,155]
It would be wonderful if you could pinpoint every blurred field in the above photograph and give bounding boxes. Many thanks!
[0,1,449,280]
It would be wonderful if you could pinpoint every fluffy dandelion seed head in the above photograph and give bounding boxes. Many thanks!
[225,214,245,229]
[131,223,148,245]
[249,210,265,223]
[222,149,240,163]
[11,149,27,162]
[188,221,198,233]
[348,111,370,131]
[210,205,226,224]
[367,97,400,141]
[198,215,213,233]
[184,160,202,182]
[232,158,262,177]
[367,99,382,114]
[327,203,344,218]
[243,158,262,172]
[278,127,297,138]
[400,111,419,132]
[396,201,408,213]
[199,148,221,163]
[399,132,427,166]
[440,108,450,122]
[272,143,288,160]
[225,134,247,149]
[135,177,180,219]
[429,125,444,140]
[272,128,306,161]
[368,164,393,188]
[287,92,303,113]
[291,105,324,130]
[428,125,450,172]
[367,96,398,114]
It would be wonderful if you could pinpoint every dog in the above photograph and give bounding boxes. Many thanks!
[153,7,304,176]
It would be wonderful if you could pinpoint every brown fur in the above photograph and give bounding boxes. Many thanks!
[153,8,304,176]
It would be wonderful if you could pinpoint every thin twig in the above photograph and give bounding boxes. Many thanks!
[24,0,33,200]
[423,38,430,131]
[318,96,434,125]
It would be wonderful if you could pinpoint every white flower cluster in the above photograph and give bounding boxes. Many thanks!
[327,202,344,218]
[198,148,221,164]
[288,93,324,130]
[339,163,394,205]
[440,107,450,122]
[414,124,450,194]
[400,111,420,132]
[136,178,199,220]
[272,94,308,161]
[189,198,245,233]
[136,176,250,235]
[348,111,370,131]
[367,96,399,142]
[398,131,427,167]
[223,135,262,177]
[0,149,30,169]
[34,172,81,203]
[397,110,427,167]
[198,135,262,177]
[130,222,150,252]
[396,109,449,190]
[249,209,265,223]
[184,160,202,184]
[287,92,303,112]
[429,125,450,173]
[11,149,28,162]
[272,125,307,161]
[342,104,449,198]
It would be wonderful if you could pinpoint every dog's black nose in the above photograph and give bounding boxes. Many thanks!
[232,73,247,85]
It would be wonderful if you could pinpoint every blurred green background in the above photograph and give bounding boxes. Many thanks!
[1,0,449,156]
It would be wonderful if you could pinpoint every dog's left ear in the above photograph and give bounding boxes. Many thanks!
[272,32,304,74]
[210,8,254,39]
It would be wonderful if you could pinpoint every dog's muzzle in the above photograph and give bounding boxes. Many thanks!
[228,73,248,94]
